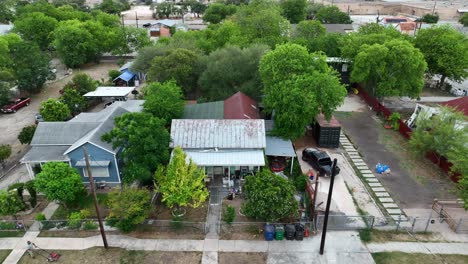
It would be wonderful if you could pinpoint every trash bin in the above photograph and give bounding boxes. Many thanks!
[275,225,284,240]
[295,224,304,241]
[264,224,275,241]
[285,224,295,240]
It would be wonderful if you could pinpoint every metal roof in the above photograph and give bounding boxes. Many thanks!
[84,86,135,97]
[31,122,100,145]
[21,146,70,162]
[119,61,133,71]
[440,97,468,116]
[183,101,224,119]
[170,119,266,149]
[114,70,135,82]
[224,92,260,119]
[183,149,265,166]
[265,136,296,157]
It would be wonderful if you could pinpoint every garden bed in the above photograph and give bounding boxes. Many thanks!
[0,198,49,222]
[150,197,208,222]
[50,193,109,220]
[220,198,265,240]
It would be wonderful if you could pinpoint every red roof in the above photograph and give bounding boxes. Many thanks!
[224,92,260,119]
[439,97,468,116]
[399,22,416,31]
[316,114,341,127]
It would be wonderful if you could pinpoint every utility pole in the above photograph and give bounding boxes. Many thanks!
[135,12,139,29]
[83,147,108,249]
[432,0,437,15]
[319,158,338,255]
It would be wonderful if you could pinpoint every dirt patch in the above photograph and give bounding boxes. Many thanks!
[372,252,468,264]
[369,230,444,243]
[220,198,264,240]
[219,252,267,264]
[0,198,49,222]
[18,247,202,264]
[151,197,208,222]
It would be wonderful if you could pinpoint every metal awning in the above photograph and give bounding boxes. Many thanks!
[114,71,135,82]
[21,146,69,163]
[265,136,296,157]
[84,86,135,98]
[75,160,110,167]
[182,149,265,166]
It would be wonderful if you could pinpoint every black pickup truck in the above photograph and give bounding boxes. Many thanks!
[302,148,340,177]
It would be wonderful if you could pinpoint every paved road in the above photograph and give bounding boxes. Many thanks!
[336,109,456,209]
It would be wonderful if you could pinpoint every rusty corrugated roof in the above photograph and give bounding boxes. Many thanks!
[224,92,260,119]
[440,97,468,116]
[170,119,266,149]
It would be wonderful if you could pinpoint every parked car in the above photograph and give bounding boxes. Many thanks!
[142,23,152,28]
[302,148,340,177]
[34,113,44,124]
[1,98,31,113]
[270,157,286,172]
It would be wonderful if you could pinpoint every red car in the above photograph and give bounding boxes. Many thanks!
[1,97,31,113]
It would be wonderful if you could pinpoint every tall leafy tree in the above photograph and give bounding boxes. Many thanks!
[315,5,352,24]
[60,88,87,116]
[18,125,37,145]
[0,82,11,107]
[242,170,298,222]
[113,27,152,56]
[13,12,59,50]
[148,48,202,95]
[259,43,346,139]
[460,13,468,27]
[203,3,237,24]
[10,41,50,94]
[154,147,209,214]
[143,81,185,124]
[107,186,151,232]
[35,162,85,208]
[102,112,170,185]
[351,39,427,99]
[199,44,269,101]
[281,0,307,24]
[0,0,15,23]
[155,2,174,19]
[40,98,71,121]
[189,1,207,18]
[294,20,326,39]
[0,190,25,220]
[63,73,97,95]
[414,25,468,90]
[96,0,130,14]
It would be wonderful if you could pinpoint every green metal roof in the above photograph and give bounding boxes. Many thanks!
[183,101,224,119]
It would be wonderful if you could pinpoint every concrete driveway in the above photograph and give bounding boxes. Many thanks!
[335,108,457,209]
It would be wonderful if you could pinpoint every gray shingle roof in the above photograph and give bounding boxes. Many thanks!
[21,146,70,162]
[31,122,100,145]
[170,119,266,149]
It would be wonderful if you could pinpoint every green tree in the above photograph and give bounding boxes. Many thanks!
[0,82,11,107]
[315,5,352,24]
[199,44,269,101]
[154,147,209,214]
[60,87,87,115]
[63,73,97,95]
[35,162,85,208]
[143,81,185,124]
[96,0,129,14]
[113,27,152,56]
[281,0,307,24]
[0,0,15,23]
[107,186,151,232]
[102,112,170,185]
[460,13,468,27]
[13,12,58,50]
[40,98,71,121]
[10,41,50,94]
[294,20,326,39]
[305,2,324,20]
[351,40,427,99]
[414,25,468,90]
[418,14,439,24]
[189,1,207,18]
[0,190,26,219]
[203,3,237,24]
[233,2,290,48]
[148,48,201,95]
[0,144,12,167]
[18,125,37,145]
[52,0,86,10]
[259,43,346,139]
[155,2,174,19]
[131,45,168,74]
[242,170,298,222]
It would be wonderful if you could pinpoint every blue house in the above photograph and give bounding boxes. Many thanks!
[21,100,144,187]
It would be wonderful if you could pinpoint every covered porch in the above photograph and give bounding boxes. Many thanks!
[183,149,265,188]
[20,146,70,179]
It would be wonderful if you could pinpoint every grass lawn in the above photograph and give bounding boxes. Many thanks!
[18,247,202,264]
[0,250,11,263]
[372,252,468,264]
[0,230,25,238]
[51,193,109,220]
[359,229,445,243]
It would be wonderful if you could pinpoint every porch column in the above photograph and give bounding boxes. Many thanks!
[228,167,231,187]
[290,157,294,175]
[25,163,34,180]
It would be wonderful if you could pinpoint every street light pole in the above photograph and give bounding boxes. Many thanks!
[83,147,108,249]
[319,158,338,255]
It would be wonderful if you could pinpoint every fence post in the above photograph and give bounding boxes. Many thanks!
[455,218,463,233]
[370,216,375,230]
[396,214,401,232]
[424,217,432,233]
[411,218,416,233]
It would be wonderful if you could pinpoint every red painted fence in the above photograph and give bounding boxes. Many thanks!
[355,85,459,182]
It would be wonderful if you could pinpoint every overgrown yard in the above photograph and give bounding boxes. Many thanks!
[372,252,468,264]
[51,193,109,220]
[220,198,264,240]
[18,247,202,264]
[0,250,11,263]
[219,252,267,264]
[360,229,445,243]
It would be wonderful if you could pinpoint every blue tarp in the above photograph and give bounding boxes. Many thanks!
[114,70,135,82]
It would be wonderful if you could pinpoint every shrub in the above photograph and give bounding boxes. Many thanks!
[117,218,136,233]
[222,205,236,224]
[359,228,372,242]
[8,183,25,200]
[40,220,56,230]
[83,221,98,230]
[105,217,119,227]
[170,215,183,230]
[294,175,308,192]
[0,222,16,230]
[67,212,82,230]
[35,213,46,221]
[24,181,37,208]
[18,125,36,145]
[108,69,121,82]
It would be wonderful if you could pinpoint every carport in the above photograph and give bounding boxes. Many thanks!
[265,136,296,175]
[83,86,135,101]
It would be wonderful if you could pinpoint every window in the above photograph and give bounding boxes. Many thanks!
[83,167,109,178]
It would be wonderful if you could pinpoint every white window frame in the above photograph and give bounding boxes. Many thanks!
[82,167,110,178]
